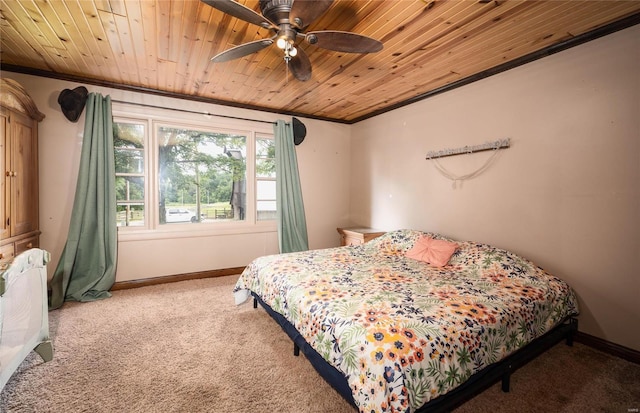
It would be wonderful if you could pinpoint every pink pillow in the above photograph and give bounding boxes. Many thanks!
[405,236,458,267]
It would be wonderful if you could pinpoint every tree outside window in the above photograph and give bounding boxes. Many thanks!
[157,126,247,224]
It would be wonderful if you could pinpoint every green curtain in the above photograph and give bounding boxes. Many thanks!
[49,93,117,310]
[274,119,309,253]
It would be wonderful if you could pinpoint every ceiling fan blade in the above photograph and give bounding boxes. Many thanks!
[306,30,383,53]
[201,0,277,29]
[289,48,312,82]
[211,38,274,63]
[289,0,334,29]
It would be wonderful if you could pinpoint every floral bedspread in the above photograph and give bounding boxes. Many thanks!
[234,229,579,413]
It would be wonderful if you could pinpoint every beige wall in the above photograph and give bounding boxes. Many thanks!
[350,25,640,351]
[2,24,638,351]
[0,72,352,282]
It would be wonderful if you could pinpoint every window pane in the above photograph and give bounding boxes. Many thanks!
[256,159,276,178]
[158,126,246,224]
[114,121,146,229]
[257,200,276,221]
[256,137,276,221]
[116,176,145,202]
[115,148,144,174]
[114,123,144,148]
[257,178,275,222]
[117,204,145,227]
[257,179,275,200]
[257,138,274,156]
[256,138,275,178]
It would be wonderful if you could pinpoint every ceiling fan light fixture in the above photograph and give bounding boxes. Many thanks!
[202,0,383,82]
[276,26,297,49]
[276,37,288,49]
[282,42,297,62]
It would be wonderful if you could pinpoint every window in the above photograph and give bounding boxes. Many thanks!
[256,136,275,221]
[157,125,247,225]
[114,121,146,227]
[113,113,275,233]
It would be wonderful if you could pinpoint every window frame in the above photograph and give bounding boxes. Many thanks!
[154,119,255,228]
[255,134,276,222]
[113,116,150,229]
[112,106,277,241]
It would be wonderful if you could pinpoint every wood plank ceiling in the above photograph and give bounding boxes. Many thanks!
[1,0,639,123]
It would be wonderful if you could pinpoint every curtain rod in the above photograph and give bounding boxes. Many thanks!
[110,99,277,125]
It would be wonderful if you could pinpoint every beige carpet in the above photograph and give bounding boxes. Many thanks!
[1,275,638,413]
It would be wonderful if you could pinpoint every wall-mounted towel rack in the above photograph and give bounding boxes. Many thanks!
[425,138,510,160]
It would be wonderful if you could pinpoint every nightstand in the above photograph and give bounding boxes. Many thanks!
[337,227,385,246]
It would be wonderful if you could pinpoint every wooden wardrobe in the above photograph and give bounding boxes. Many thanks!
[0,78,44,266]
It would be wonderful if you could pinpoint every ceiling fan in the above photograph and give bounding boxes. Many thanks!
[201,0,383,81]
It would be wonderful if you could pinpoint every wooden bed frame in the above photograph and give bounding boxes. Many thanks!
[252,293,578,412]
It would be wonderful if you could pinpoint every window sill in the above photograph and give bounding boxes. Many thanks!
[117,222,277,242]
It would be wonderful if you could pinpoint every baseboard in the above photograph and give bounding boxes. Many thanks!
[110,267,246,291]
[575,331,640,365]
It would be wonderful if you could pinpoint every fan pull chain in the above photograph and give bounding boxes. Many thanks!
[285,59,289,86]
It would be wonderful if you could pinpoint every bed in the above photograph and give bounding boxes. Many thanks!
[234,229,579,412]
